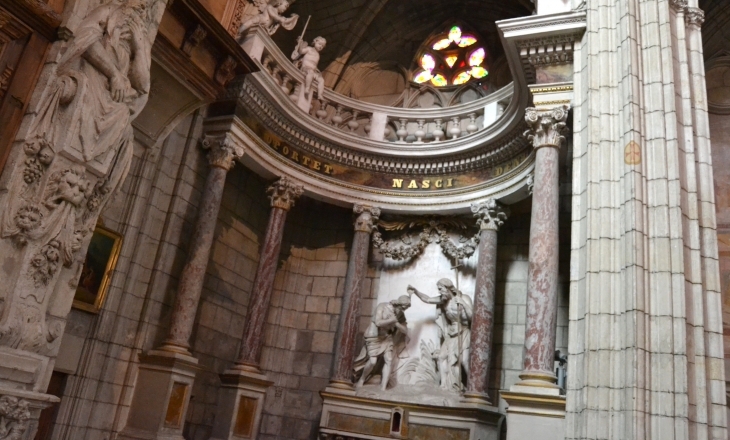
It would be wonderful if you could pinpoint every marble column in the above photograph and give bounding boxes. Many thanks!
[463,199,509,405]
[329,205,381,390]
[119,134,244,440]
[161,135,245,354]
[516,106,568,390]
[210,177,303,440]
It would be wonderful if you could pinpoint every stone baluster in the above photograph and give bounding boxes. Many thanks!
[515,106,569,390]
[464,199,509,404]
[415,119,426,143]
[329,205,381,390]
[234,177,304,370]
[396,118,408,142]
[160,134,245,354]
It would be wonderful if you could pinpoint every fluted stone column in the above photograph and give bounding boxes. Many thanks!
[211,177,303,440]
[464,199,509,405]
[119,134,244,440]
[329,205,380,390]
[161,135,245,354]
[514,106,568,390]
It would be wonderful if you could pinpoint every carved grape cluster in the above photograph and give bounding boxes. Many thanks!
[21,136,54,185]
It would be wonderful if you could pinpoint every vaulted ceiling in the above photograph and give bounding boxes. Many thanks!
[271,0,533,87]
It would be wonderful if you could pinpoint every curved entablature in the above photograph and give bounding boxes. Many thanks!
[210,27,534,213]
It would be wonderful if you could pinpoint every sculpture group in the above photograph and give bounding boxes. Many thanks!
[354,278,473,393]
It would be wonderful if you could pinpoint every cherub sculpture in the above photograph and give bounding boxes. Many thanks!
[236,0,299,40]
[291,36,326,101]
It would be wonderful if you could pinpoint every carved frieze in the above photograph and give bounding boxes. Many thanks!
[372,217,480,261]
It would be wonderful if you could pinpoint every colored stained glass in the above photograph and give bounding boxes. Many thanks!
[432,39,451,50]
[414,70,433,83]
[448,26,462,42]
[453,71,471,85]
[445,55,458,68]
[431,74,448,86]
[471,66,488,78]
[458,36,477,47]
[420,54,436,71]
[469,48,485,66]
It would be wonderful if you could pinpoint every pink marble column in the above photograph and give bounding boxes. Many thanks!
[518,106,569,388]
[234,177,304,370]
[160,134,244,354]
[330,205,380,389]
[465,199,509,403]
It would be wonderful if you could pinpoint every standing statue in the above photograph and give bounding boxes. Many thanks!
[354,295,411,391]
[291,36,326,101]
[408,279,473,391]
[236,0,299,40]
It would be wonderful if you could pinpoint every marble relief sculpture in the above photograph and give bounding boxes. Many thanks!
[236,0,299,40]
[354,295,411,391]
[409,279,473,391]
[291,36,327,102]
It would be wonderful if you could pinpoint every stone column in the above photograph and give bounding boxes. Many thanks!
[210,177,303,440]
[463,199,509,405]
[329,205,381,391]
[161,135,245,353]
[119,134,244,440]
[514,106,568,390]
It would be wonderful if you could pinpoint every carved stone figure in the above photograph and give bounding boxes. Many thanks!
[291,36,326,101]
[0,0,162,355]
[236,0,299,39]
[409,279,473,391]
[354,295,411,391]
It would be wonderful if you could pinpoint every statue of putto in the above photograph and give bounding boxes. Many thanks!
[354,295,411,391]
[409,279,473,391]
[291,35,326,102]
[236,0,299,40]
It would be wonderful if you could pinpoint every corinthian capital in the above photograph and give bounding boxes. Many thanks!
[353,205,381,233]
[202,133,245,171]
[685,7,704,27]
[472,199,510,231]
[267,177,304,211]
[669,0,687,12]
[524,106,569,149]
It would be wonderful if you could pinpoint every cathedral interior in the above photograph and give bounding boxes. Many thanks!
[0,0,730,439]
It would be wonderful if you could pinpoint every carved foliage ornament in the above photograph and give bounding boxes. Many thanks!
[471,199,510,231]
[353,205,381,233]
[0,395,31,439]
[267,176,304,210]
[202,134,245,171]
[524,106,569,149]
[685,8,704,27]
[372,217,480,261]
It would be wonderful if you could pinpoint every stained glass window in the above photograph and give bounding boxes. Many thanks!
[431,74,448,87]
[412,25,489,87]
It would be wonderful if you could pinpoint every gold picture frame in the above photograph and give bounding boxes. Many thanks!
[73,225,123,313]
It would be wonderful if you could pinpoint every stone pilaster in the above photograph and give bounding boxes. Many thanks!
[210,177,303,440]
[463,199,508,405]
[516,106,568,390]
[329,205,381,390]
[119,134,244,440]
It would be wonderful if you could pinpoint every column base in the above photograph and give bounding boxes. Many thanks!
[461,391,493,409]
[118,349,199,440]
[501,389,565,440]
[512,371,561,395]
[209,364,273,440]
[324,379,356,395]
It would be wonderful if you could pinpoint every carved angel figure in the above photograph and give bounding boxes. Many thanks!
[291,36,326,101]
[236,0,299,39]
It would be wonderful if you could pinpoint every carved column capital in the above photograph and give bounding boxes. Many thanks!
[267,177,304,211]
[472,199,510,231]
[353,205,381,233]
[202,134,245,171]
[685,7,704,27]
[669,0,688,12]
[524,106,570,150]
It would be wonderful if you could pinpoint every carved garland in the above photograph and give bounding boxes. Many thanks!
[371,217,480,261]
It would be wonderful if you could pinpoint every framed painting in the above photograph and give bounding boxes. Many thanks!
[73,225,123,313]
